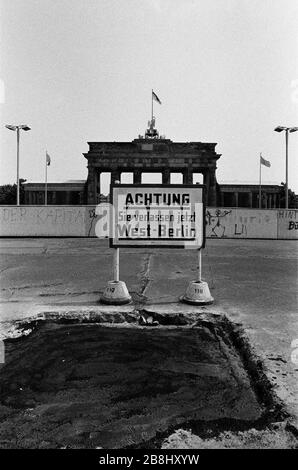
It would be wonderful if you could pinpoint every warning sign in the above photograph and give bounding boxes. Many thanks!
[111,184,205,248]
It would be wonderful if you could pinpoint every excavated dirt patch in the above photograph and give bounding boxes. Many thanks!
[0,321,275,448]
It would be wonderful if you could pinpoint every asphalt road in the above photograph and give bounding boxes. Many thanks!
[0,238,297,420]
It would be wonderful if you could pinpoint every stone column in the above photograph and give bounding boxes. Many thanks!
[94,170,98,203]
[234,192,239,208]
[220,192,224,207]
[210,170,217,207]
[28,191,32,205]
[111,170,121,185]
[133,170,142,185]
[98,171,102,202]
[94,169,101,203]
[52,191,57,205]
[183,169,193,185]
[269,194,272,209]
[273,193,277,209]
[162,169,170,185]
[66,191,71,205]
[203,171,209,204]
[87,166,96,204]
[79,191,84,205]
[205,169,217,207]
[249,192,253,208]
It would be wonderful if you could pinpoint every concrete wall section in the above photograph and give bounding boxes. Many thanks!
[0,206,297,239]
[85,206,101,237]
[0,206,87,236]
[277,209,298,240]
[205,208,278,239]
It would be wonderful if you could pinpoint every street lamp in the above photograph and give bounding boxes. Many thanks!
[274,126,298,209]
[5,124,31,206]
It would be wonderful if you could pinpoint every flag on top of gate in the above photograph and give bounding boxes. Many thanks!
[152,90,162,104]
[260,155,271,167]
[46,151,51,166]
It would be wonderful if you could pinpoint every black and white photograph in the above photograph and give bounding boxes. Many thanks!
[0,0,297,461]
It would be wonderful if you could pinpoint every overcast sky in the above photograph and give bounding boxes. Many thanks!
[1,0,297,195]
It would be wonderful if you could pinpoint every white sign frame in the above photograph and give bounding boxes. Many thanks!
[110,184,206,249]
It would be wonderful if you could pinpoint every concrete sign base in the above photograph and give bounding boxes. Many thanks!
[100,280,132,305]
[180,280,214,305]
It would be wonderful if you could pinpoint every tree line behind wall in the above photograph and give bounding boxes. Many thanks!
[0,180,26,205]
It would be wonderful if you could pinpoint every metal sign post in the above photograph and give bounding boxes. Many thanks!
[198,249,202,283]
[113,248,119,282]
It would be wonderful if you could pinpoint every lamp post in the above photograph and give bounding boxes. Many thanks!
[274,126,298,209]
[5,124,31,206]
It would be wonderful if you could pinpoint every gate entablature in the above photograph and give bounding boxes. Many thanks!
[83,138,221,206]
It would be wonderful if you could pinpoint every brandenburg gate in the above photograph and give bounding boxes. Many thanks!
[84,119,221,206]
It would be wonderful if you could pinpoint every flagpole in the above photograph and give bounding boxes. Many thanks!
[259,152,262,209]
[45,151,48,206]
[151,89,153,122]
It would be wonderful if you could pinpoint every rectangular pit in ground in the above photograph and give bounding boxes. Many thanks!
[0,321,274,448]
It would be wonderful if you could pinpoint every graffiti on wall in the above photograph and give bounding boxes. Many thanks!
[85,205,111,237]
[0,206,86,236]
[87,208,97,237]
[0,206,85,225]
[278,210,298,230]
[206,209,279,239]
[234,222,247,237]
[206,209,232,238]
[277,209,298,239]
[0,206,297,239]
[289,221,298,230]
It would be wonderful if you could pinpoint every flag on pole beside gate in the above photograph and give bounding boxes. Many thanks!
[260,155,271,167]
[259,153,271,209]
[45,151,51,205]
[46,151,51,166]
[152,91,162,104]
